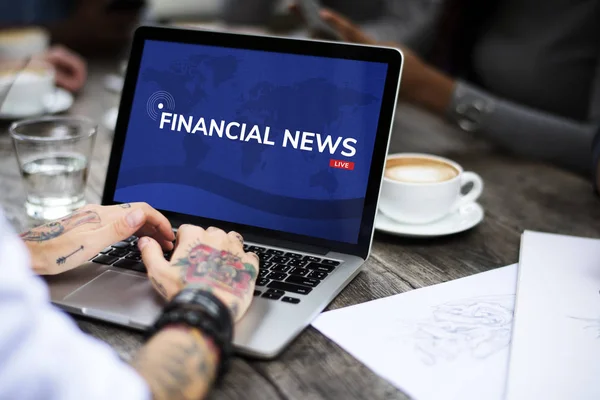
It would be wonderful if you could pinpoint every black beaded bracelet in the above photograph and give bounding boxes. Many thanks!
[146,289,234,384]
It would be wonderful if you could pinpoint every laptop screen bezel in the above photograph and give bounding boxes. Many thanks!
[102,25,402,259]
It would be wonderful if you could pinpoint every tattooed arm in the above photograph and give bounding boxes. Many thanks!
[131,326,220,400]
[130,225,259,399]
[20,203,174,275]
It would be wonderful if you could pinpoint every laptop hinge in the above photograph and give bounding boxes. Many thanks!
[243,232,331,256]
[169,219,331,255]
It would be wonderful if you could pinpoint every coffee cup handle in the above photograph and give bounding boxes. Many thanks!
[455,172,484,209]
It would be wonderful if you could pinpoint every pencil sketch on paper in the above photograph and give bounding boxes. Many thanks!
[395,295,515,366]
[569,290,600,338]
[569,316,600,338]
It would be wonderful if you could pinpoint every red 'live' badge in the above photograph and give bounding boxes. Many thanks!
[329,159,355,170]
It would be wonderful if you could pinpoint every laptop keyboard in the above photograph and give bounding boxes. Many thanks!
[245,244,341,304]
[91,237,342,305]
[91,236,171,274]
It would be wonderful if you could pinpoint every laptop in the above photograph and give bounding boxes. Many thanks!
[45,26,403,359]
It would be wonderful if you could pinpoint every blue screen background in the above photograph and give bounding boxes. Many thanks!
[114,40,388,243]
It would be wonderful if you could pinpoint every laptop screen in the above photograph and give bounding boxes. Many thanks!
[113,39,389,244]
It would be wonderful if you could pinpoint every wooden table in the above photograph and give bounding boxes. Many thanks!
[2,61,600,400]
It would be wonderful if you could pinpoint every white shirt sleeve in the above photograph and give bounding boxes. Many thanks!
[0,212,151,400]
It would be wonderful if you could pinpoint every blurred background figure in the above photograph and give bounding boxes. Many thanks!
[0,0,148,94]
[0,27,87,93]
[221,0,440,47]
[276,0,600,175]
[0,0,145,57]
[2,0,597,175]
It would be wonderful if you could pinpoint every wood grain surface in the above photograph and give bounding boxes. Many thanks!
[1,61,598,400]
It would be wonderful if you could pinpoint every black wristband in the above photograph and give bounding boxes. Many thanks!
[146,289,234,384]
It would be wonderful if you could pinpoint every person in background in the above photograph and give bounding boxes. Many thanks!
[222,0,439,47]
[0,202,259,400]
[289,1,600,175]
[0,35,87,93]
[0,0,138,93]
[0,0,143,56]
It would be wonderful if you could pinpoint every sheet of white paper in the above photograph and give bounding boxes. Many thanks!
[506,231,600,400]
[312,265,518,400]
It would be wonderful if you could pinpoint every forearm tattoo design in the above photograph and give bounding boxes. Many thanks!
[132,328,218,400]
[172,243,257,297]
[19,210,101,242]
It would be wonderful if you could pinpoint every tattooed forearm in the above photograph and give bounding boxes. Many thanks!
[20,221,65,242]
[131,327,219,400]
[20,210,101,242]
[172,243,257,298]
[56,245,84,265]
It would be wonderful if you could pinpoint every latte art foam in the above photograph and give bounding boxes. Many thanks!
[385,157,459,183]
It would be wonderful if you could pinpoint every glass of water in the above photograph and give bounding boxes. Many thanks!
[10,116,97,221]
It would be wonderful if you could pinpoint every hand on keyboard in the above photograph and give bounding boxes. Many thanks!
[138,225,259,322]
[20,202,175,275]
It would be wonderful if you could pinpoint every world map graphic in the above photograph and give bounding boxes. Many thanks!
[141,54,379,195]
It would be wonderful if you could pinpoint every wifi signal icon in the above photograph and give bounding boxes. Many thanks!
[147,91,175,120]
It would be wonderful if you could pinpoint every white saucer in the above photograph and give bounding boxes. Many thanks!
[0,87,74,120]
[375,202,484,238]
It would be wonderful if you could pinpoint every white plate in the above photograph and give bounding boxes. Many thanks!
[0,87,73,120]
[103,73,124,93]
[374,202,484,238]
[102,107,118,131]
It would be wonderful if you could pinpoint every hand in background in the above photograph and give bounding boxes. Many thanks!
[20,203,174,275]
[316,8,430,97]
[289,3,376,44]
[42,45,87,92]
[291,5,455,114]
[139,225,259,322]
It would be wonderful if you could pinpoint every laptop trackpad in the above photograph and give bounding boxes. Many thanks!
[64,270,164,327]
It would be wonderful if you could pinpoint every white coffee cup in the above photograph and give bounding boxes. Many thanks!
[379,153,483,224]
[0,27,49,60]
[0,60,56,115]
